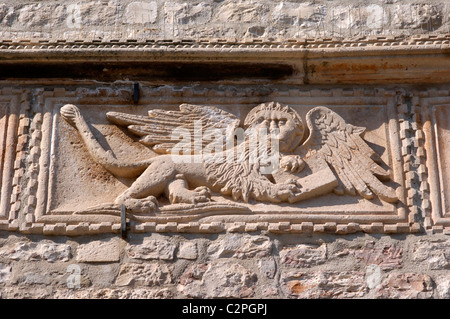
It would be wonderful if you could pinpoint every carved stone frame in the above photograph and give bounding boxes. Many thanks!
[20,86,422,235]
[419,91,450,234]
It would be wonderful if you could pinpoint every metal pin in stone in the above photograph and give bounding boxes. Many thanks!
[133,82,140,104]
[121,204,128,239]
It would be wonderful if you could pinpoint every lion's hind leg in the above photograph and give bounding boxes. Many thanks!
[115,156,177,213]
[166,175,211,205]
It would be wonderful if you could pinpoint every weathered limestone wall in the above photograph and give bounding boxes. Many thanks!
[0,233,449,299]
[0,0,449,41]
[0,1,449,300]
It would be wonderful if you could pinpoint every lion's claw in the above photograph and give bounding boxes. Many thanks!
[122,196,158,214]
[268,180,302,203]
[169,187,211,204]
[280,155,305,173]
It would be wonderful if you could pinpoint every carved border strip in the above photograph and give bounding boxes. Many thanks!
[18,86,422,235]
[9,91,30,230]
[0,91,16,227]
[0,34,449,51]
[0,89,29,231]
[395,91,427,233]
[131,220,415,235]
[419,90,450,234]
[22,90,44,232]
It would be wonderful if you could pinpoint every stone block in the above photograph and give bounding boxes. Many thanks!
[435,275,450,299]
[0,264,12,284]
[164,2,211,25]
[281,271,367,299]
[412,239,450,270]
[0,241,71,263]
[373,273,434,299]
[88,287,173,299]
[354,242,403,270]
[207,234,272,259]
[124,1,157,24]
[126,239,176,261]
[280,244,327,268]
[215,0,268,23]
[76,238,121,263]
[177,242,198,260]
[178,261,257,298]
[115,263,172,287]
[17,271,51,285]
[258,257,277,279]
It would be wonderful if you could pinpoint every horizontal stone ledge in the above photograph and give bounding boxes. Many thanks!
[7,221,422,236]
[0,43,449,84]
[0,40,448,58]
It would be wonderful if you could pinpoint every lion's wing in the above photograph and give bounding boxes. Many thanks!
[106,104,240,154]
[299,106,398,203]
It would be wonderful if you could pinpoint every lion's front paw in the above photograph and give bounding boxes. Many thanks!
[269,180,302,203]
[169,187,211,205]
[122,196,158,214]
[280,155,305,173]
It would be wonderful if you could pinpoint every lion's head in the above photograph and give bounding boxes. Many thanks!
[244,102,304,153]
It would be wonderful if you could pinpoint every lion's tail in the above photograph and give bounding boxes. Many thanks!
[61,104,155,178]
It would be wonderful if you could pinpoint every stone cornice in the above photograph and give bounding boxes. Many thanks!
[0,34,449,58]
[1,34,450,84]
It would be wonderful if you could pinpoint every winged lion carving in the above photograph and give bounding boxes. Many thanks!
[60,101,398,214]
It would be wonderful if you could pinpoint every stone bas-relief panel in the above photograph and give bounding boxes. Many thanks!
[0,89,29,231]
[20,86,422,235]
[421,93,450,233]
